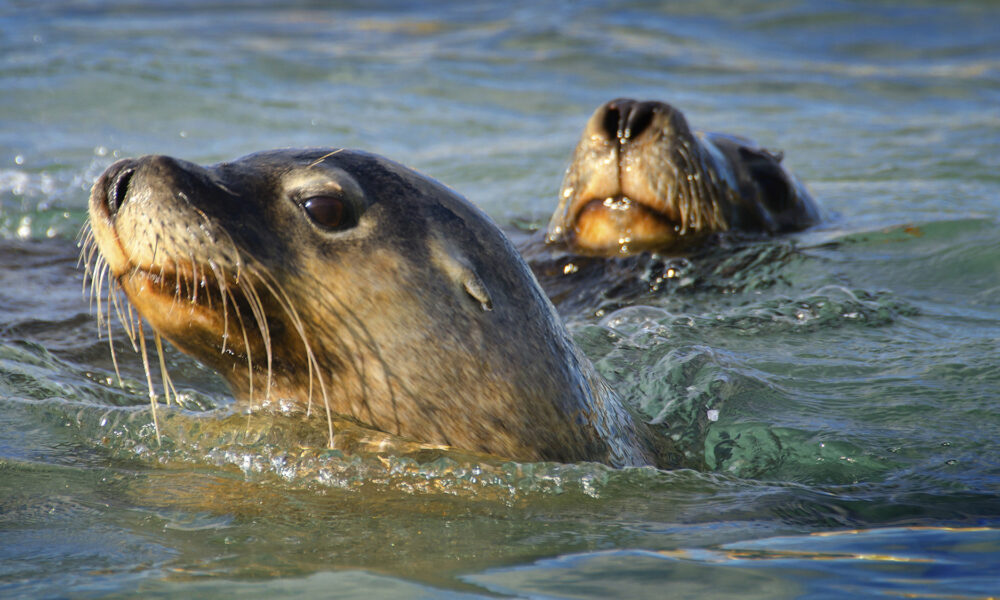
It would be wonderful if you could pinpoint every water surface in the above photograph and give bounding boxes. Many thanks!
[2,1,999,598]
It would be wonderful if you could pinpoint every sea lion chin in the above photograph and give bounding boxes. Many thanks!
[546,98,822,256]
[84,148,668,468]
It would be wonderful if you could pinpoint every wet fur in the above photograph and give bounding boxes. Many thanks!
[546,99,821,255]
[83,149,667,467]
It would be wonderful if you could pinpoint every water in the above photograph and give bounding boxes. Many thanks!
[2,1,999,598]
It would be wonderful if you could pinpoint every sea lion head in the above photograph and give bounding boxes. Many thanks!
[546,98,731,255]
[85,148,658,466]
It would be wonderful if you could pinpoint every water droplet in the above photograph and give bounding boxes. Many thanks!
[17,216,31,239]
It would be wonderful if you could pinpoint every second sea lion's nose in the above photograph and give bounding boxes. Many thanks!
[599,98,656,142]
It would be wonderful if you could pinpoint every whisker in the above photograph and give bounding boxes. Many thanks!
[307,148,344,169]
[91,255,107,330]
[249,265,335,446]
[224,286,255,404]
[149,233,160,267]
[173,263,182,303]
[106,283,124,386]
[189,252,199,304]
[239,275,272,403]
[154,333,176,407]
[207,260,230,354]
[77,228,97,277]
[111,279,139,351]
[136,319,162,447]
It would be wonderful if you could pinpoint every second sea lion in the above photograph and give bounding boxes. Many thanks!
[546,98,821,256]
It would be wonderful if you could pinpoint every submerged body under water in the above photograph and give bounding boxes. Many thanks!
[2,1,999,598]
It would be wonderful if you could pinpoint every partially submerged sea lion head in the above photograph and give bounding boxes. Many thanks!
[84,148,664,467]
[547,98,821,255]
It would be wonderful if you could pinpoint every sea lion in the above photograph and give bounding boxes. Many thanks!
[546,98,821,255]
[83,148,668,467]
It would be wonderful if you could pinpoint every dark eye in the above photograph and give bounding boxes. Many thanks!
[302,195,354,230]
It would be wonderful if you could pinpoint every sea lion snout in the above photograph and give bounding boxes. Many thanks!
[547,98,707,254]
[94,155,218,220]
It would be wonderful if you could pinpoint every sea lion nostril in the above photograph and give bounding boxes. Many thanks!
[107,167,135,214]
[601,104,622,140]
[624,102,655,140]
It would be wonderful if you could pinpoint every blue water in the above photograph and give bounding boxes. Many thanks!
[2,1,999,598]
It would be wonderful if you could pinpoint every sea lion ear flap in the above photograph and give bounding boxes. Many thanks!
[429,238,493,311]
[739,146,794,214]
[462,272,493,312]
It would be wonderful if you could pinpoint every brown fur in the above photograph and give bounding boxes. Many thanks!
[547,99,821,255]
[85,149,668,467]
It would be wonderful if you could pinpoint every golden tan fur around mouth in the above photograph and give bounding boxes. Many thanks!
[79,218,335,447]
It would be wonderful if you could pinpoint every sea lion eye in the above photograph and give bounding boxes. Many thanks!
[302,195,354,230]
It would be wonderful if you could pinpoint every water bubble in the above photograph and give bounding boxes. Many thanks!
[14,155,24,165]
[17,216,31,239]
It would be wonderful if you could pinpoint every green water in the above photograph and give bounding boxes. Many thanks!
[2,1,999,598]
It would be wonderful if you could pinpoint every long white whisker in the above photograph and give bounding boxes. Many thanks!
[106,282,123,386]
[249,265,334,446]
[224,287,255,404]
[136,319,162,447]
[207,260,231,354]
[91,255,107,331]
[240,275,272,403]
[154,333,176,407]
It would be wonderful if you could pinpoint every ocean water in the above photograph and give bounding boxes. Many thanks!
[2,1,999,598]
